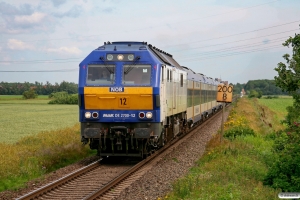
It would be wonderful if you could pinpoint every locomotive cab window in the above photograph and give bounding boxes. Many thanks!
[86,64,115,85]
[122,64,151,85]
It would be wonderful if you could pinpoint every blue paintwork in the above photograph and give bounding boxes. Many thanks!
[80,110,160,123]
[78,42,163,123]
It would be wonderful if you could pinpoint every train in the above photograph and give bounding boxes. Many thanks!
[78,41,224,158]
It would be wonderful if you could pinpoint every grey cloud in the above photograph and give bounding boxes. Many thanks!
[52,5,82,18]
[0,2,53,34]
[51,0,67,8]
[0,2,33,15]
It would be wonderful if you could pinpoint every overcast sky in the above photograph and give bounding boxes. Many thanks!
[0,0,299,85]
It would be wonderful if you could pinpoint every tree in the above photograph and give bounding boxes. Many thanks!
[274,31,300,125]
[264,29,300,192]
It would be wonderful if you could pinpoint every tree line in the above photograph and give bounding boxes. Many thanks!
[0,81,77,95]
[232,79,288,96]
[0,79,288,96]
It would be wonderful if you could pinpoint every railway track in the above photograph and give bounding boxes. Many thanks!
[16,102,233,200]
[16,159,135,200]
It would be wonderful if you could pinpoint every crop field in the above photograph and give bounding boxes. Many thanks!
[258,97,293,120]
[0,96,78,144]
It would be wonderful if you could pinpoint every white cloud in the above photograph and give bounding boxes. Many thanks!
[46,46,82,55]
[7,39,34,50]
[14,12,46,24]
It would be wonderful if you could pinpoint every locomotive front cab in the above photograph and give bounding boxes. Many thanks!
[78,42,163,157]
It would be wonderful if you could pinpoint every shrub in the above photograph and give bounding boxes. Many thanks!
[48,92,78,104]
[22,89,38,99]
[224,127,255,139]
[265,95,279,99]
[264,122,300,192]
[248,90,262,99]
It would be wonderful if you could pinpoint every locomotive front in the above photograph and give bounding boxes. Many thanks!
[78,41,162,158]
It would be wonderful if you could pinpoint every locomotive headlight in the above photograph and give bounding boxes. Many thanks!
[107,54,113,61]
[128,54,134,61]
[146,112,153,119]
[85,112,91,119]
[117,54,124,60]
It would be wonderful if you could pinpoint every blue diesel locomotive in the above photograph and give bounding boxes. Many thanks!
[78,41,222,158]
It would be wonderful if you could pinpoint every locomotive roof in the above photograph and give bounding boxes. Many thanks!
[96,41,183,70]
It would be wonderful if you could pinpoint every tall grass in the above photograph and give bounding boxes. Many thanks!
[0,96,93,192]
[0,124,93,191]
[164,97,285,199]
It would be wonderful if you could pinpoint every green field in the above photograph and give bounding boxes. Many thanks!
[0,95,49,100]
[258,97,293,120]
[0,95,78,144]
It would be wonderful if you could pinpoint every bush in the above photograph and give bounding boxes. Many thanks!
[48,92,78,104]
[248,90,262,99]
[224,127,255,139]
[22,89,38,99]
[264,95,279,99]
[264,122,300,192]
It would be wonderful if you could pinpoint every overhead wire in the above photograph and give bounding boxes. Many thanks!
[169,29,299,53]
[0,69,77,72]
[0,0,298,70]
[0,0,281,44]
[177,36,292,59]
[181,45,285,62]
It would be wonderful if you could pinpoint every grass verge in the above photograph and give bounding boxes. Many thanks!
[0,123,94,192]
[164,97,284,200]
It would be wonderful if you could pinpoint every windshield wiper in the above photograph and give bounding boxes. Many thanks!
[124,56,141,75]
[99,57,114,74]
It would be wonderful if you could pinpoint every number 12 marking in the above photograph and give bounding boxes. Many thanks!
[120,97,127,105]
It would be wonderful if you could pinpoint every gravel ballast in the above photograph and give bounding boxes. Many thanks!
[116,110,229,200]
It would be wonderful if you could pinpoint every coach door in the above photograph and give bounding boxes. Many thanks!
[161,65,166,122]
[172,69,176,111]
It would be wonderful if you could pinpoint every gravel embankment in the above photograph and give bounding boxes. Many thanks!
[116,110,229,200]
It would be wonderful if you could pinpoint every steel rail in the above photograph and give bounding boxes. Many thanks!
[17,98,237,200]
[84,102,230,200]
[16,159,102,200]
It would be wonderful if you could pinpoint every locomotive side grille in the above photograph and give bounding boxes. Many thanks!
[84,87,153,110]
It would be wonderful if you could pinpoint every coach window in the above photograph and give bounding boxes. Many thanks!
[180,74,183,87]
[122,64,151,85]
[187,89,193,107]
[167,69,170,82]
[170,70,173,82]
[86,64,115,85]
